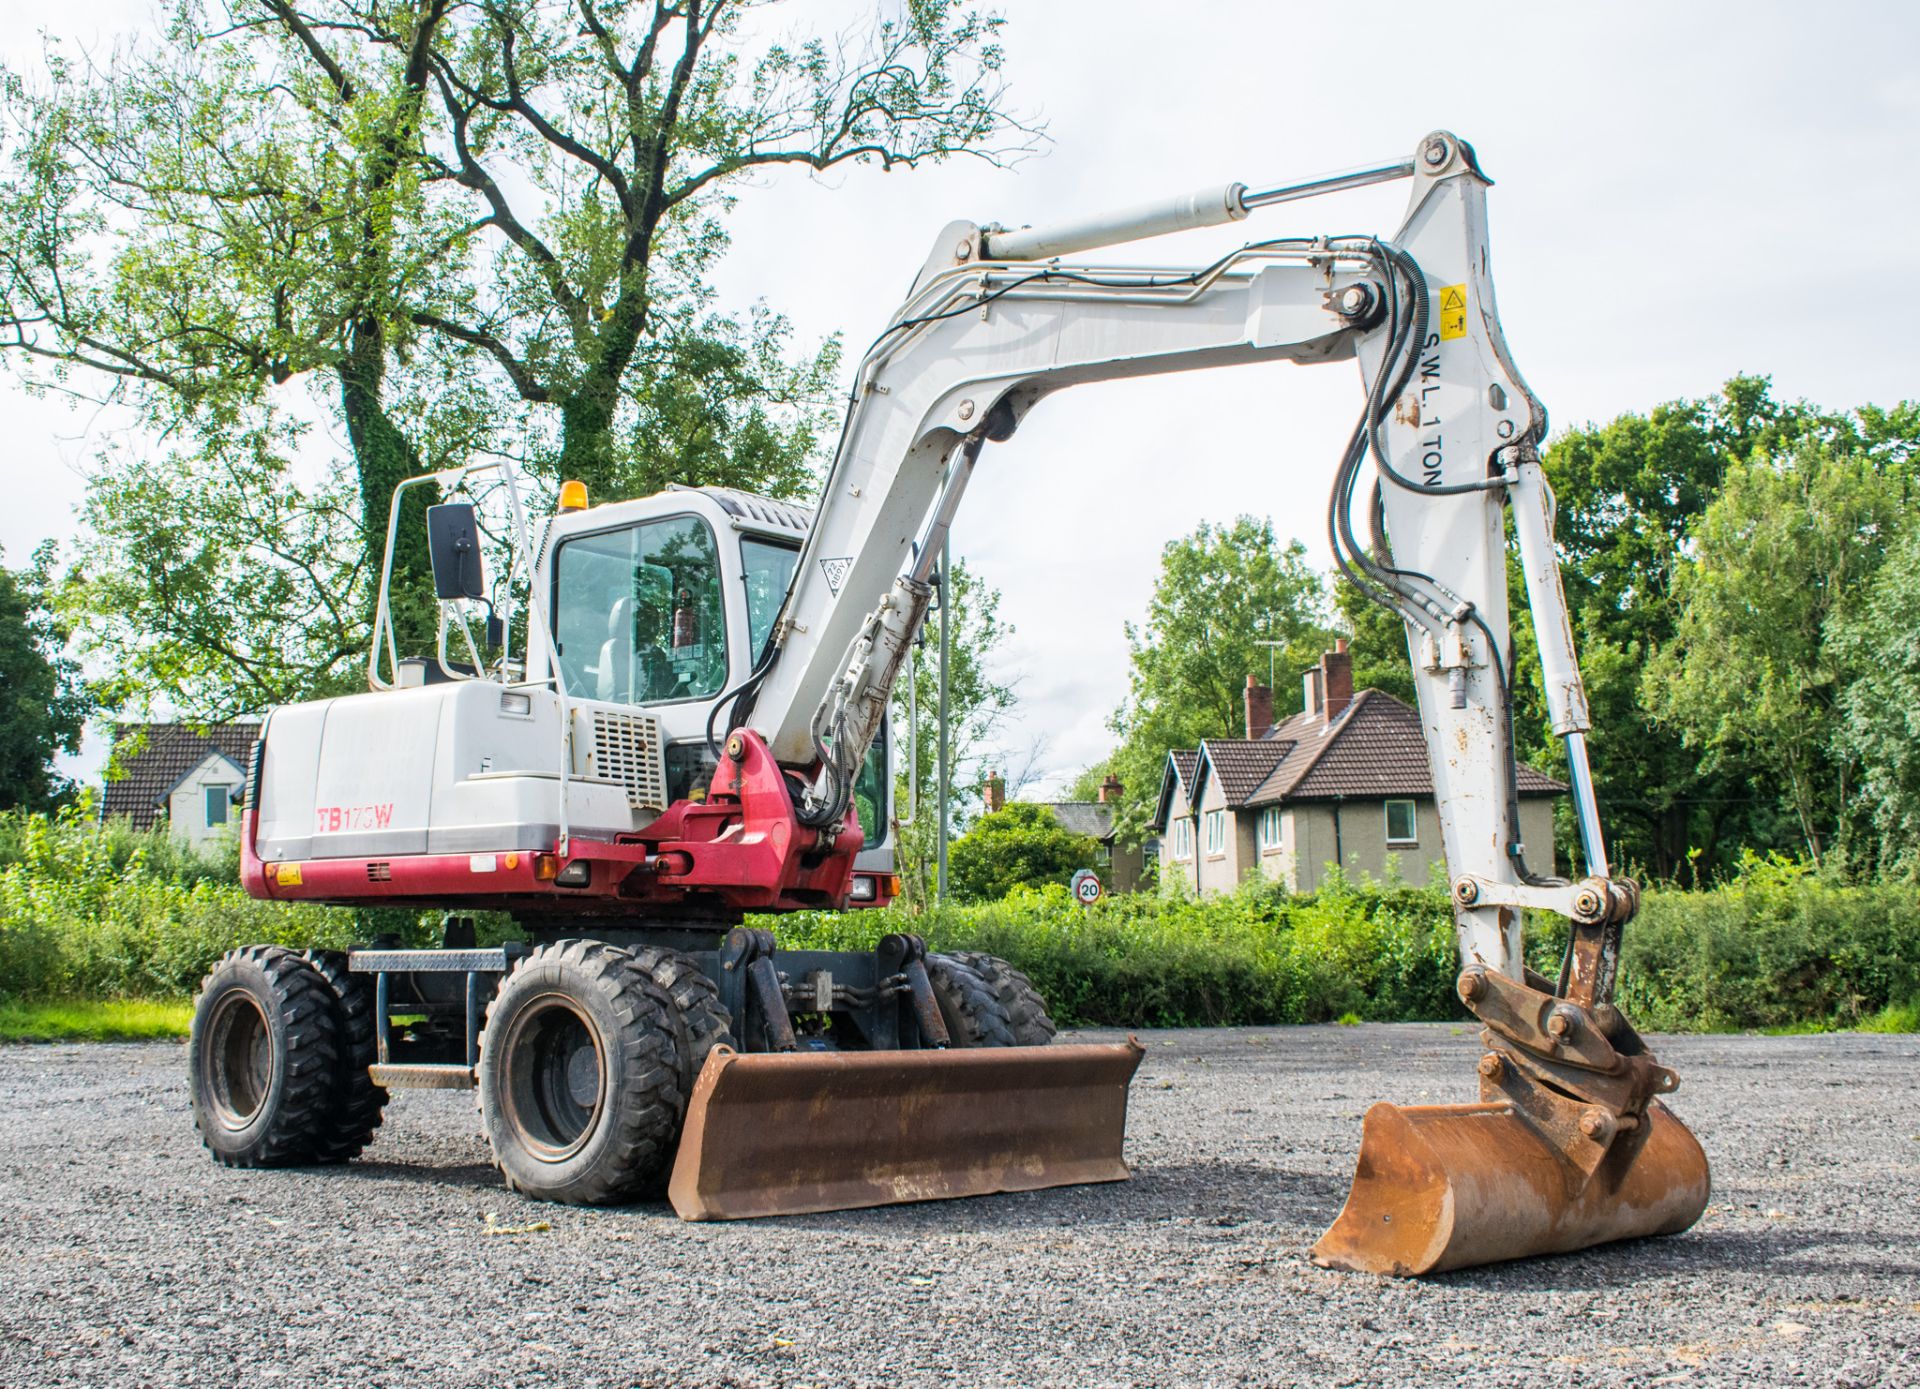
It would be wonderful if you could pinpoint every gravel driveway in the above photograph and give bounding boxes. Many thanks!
[4,1024,1916,1388]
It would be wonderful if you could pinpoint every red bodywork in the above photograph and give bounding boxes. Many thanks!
[242,730,863,916]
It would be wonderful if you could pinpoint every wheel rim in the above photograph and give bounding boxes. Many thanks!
[205,991,273,1131]
[501,993,606,1162]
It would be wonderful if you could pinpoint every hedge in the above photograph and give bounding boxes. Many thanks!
[3,812,1915,1033]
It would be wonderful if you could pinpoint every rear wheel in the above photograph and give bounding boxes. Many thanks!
[947,952,1057,1046]
[626,946,734,1095]
[925,954,1016,1048]
[189,946,339,1167]
[478,940,685,1205]
[299,950,390,1162]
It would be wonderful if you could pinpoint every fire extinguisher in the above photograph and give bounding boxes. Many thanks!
[672,588,696,650]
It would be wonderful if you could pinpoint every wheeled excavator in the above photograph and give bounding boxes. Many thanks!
[187,131,1709,1276]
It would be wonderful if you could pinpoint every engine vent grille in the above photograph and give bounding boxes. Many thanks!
[582,709,667,814]
[367,862,392,883]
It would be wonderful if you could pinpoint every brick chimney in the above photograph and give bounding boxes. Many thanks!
[1302,665,1323,719]
[1097,773,1123,804]
[1244,674,1274,740]
[1321,638,1353,721]
[984,769,1005,813]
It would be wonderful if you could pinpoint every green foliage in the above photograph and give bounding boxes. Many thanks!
[7,1,1033,718]
[1541,377,1920,880]
[1104,517,1334,846]
[0,808,358,1001]
[777,877,1464,1029]
[0,545,90,809]
[947,803,1097,903]
[1614,855,1920,1032]
[1830,518,1920,875]
[1645,444,1913,865]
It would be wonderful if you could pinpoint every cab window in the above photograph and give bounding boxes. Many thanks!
[853,719,889,850]
[740,537,799,661]
[553,516,727,704]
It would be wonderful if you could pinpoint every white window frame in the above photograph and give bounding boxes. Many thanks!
[1204,808,1226,857]
[1257,805,1283,852]
[1385,798,1418,847]
[1172,819,1192,861]
[205,783,231,828]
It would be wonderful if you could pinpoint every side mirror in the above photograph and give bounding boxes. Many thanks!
[426,503,485,601]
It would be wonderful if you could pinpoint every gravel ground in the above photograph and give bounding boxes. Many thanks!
[3,1024,1917,1388]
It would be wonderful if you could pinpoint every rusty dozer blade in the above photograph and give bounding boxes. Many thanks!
[667,1040,1146,1221]
[1311,1097,1709,1276]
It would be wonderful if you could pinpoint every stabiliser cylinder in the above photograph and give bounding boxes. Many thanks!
[668,1039,1145,1221]
[1310,1098,1709,1276]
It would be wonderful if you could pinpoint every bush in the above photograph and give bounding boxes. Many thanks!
[3,808,1915,1035]
[776,875,1465,1028]
[946,804,1099,903]
[0,808,360,1001]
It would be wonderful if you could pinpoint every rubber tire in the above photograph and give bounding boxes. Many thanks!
[189,946,339,1167]
[946,951,1057,1046]
[299,949,390,1162]
[925,954,1017,1048]
[626,946,735,1096]
[477,940,685,1205]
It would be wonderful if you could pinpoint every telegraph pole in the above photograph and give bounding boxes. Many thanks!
[936,535,951,902]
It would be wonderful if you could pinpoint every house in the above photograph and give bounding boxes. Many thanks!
[983,772,1146,894]
[102,723,260,845]
[1152,642,1565,895]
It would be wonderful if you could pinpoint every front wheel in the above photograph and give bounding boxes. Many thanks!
[188,946,339,1167]
[477,940,685,1205]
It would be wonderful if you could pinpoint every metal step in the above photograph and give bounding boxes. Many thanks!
[369,1063,474,1091]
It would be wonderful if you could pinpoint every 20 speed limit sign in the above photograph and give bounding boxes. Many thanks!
[1070,868,1104,906]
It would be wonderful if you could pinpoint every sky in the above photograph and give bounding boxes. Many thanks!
[5,1,1918,793]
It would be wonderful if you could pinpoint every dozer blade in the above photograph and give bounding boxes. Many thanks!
[667,1039,1145,1220]
[1311,1098,1710,1276]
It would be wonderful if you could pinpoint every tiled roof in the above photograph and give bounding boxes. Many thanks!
[1151,750,1202,832]
[1241,690,1565,805]
[1036,801,1115,841]
[101,723,259,829]
[1196,738,1296,806]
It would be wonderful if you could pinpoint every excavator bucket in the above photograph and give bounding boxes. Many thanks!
[1311,1097,1710,1276]
[667,1039,1145,1220]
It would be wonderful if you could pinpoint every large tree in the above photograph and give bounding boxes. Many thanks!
[0,546,92,810]
[2,0,1034,717]
[1539,377,1918,879]
[1645,443,1913,866]
[1102,516,1333,845]
[1830,517,1920,876]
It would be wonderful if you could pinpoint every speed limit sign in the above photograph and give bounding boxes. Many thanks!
[1070,868,1104,906]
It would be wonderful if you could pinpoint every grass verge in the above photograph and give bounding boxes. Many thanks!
[0,998,194,1043]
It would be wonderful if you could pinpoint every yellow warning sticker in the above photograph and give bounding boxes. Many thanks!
[1438,283,1468,341]
[276,861,303,886]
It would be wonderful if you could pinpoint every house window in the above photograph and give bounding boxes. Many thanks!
[1258,806,1283,852]
[1172,820,1192,860]
[1204,809,1226,856]
[1385,798,1417,846]
[205,784,231,828]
